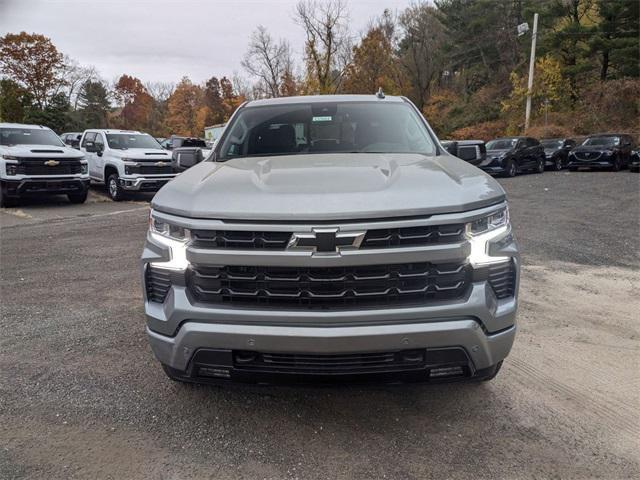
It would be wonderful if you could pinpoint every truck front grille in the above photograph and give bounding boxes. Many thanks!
[574,152,602,161]
[188,262,471,309]
[190,224,466,250]
[16,158,82,175]
[128,164,175,175]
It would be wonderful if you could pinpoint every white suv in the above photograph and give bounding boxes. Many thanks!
[79,129,176,201]
[0,123,89,207]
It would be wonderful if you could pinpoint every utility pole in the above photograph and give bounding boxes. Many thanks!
[524,12,538,132]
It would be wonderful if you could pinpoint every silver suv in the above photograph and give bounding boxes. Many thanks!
[141,95,520,385]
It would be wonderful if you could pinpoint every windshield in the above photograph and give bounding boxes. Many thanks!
[0,128,64,147]
[541,139,563,148]
[217,101,436,160]
[486,139,517,150]
[106,133,161,150]
[582,136,619,146]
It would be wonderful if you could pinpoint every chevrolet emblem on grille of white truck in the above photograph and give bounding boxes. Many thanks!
[155,161,168,166]
[287,228,366,254]
[44,160,60,166]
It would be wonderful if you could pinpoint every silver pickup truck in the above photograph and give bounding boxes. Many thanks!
[141,94,520,385]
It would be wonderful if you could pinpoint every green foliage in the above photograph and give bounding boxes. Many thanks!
[76,80,110,129]
[0,79,29,122]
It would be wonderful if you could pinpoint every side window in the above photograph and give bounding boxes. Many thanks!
[81,132,96,147]
[516,139,525,149]
[527,138,539,147]
[94,132,104,148]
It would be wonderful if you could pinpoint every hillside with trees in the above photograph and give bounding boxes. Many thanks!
[1,0,637,139]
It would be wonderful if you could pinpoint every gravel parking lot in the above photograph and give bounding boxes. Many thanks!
[1,171,638,479]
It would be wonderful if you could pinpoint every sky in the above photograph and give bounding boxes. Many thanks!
[0,0,414,85]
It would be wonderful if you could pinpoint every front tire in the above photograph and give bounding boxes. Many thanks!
[505,159,518,177]
[535,157,545,174]
[67,191,88,204]
[612,155,622,172]
[107,173,127,201]
[554,156,563,171]
[0,186,18,208]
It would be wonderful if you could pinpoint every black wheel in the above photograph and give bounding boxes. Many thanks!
[554,156,563,171]
[67,191,88,204]
[535,158,545,174]
[0,186,18,208]
[505,159,517,177]
[612,155,621,171]
[106,173,127,201]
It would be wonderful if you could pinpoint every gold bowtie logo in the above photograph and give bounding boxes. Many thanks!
[155,161,168,166]
[44,160,60,166]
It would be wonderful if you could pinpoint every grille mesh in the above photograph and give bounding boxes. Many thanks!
[188,262,471,309]
[190,224,465,251]
[16,159,82,175]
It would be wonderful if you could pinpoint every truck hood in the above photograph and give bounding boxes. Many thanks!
[111,148,171,161]
[152,153,506,221]
[0,144,84,158]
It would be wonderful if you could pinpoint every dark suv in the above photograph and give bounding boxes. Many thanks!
[540,138,576,171]
[482,137,545,177]
[567,134,635,171]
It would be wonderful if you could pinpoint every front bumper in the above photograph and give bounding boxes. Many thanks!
[149,321,515,383]
[1,177,90,196]
[567,154,614,169]
[478,157,507,174]
[119,175,176,191]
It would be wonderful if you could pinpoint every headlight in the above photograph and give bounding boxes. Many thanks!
[467,207,509,236]
[6,164,18,175]
[148,213,190,270]
[2,155,19,160]
[466,207,510,266]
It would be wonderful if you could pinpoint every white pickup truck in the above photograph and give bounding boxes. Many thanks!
[0,123,89,207]
[79,129,177,201]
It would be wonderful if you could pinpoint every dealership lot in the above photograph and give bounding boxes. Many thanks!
[0,171,638,479]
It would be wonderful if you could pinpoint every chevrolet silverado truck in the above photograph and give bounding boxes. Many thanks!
[80,129,176,201]
[0,123,89,207]
[141,94,520,385]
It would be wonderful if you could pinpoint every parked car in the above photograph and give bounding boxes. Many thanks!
[567,133,635,171]
[0,123,89,207]
[171,137,213,172]
[141,94,520,385]
[629,149,639,172]
[482,137,545,177]
[540,138,576,171]
[79,129,177,201]
[441,139,486,166]
[60,132,83,149]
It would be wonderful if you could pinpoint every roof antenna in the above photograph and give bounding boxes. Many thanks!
[376,87,385,99]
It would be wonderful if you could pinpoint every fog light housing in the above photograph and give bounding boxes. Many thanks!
[80,163,88,174]
[6,164,18,176]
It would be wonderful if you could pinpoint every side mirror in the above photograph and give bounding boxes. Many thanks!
[84,141,96,152]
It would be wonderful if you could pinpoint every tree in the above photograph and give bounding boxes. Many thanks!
[0,79,30,123]
[24,93,73,133]
[398,3,446,109]
[343,11,402,95]
[590,0,639,80]
[0,32,64,108]
[204,76,225,124]
[220,77,245,121]
[145,81,175,137]
[113,74,152,130]
[242,26,294,98]
[295,0,351,93]
[166,77,205,136]
[76,80,111,129]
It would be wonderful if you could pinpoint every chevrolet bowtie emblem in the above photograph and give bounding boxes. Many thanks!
[44,160,60,166]
[287,228,366,254]
[155,161,168,166]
